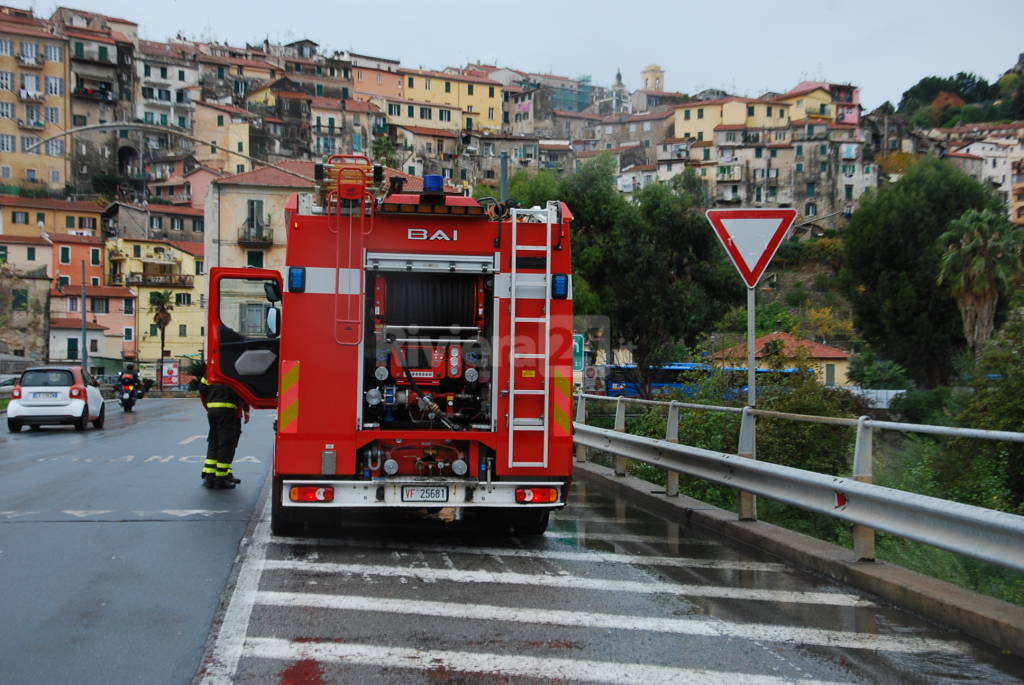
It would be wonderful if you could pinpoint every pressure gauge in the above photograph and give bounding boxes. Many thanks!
[464,368,479,383]
[374,366,389,381]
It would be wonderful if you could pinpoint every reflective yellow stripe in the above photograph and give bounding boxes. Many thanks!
[208,402,237,409]
[279,360,300,433]
[201,377,210,385]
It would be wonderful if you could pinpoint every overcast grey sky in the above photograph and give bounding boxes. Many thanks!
[36,0,1024,109]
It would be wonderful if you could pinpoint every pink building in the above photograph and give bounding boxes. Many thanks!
[50,284,138,361]
[146,155,223,209]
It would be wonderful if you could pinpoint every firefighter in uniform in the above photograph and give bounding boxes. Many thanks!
[199,376,250,489]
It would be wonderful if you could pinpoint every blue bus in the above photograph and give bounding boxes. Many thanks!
[604,363,811,399]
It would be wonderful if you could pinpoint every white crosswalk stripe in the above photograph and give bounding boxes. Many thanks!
[260,558,872,606]
[255,591,969,654]
[268,536,786,571]
[242,637,856,685]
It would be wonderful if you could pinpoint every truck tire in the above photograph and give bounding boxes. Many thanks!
[511,509,550,536]
[271,479,301,537]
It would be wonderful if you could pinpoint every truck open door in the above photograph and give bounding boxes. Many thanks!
[207,267,283,410]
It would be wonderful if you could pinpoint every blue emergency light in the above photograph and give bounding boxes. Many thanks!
[423,175,444,193]
[288,266,306,293]
[552,273,569,299]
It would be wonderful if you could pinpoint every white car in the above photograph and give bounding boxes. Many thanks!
[7,366,106,432]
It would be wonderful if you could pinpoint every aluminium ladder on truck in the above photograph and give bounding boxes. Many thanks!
[507,204,557,468]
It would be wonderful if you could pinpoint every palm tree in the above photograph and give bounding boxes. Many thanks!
[937,208,1023,355]
[149,290,174,390]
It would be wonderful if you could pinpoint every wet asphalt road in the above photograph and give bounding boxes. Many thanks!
[2,399,1023,684]
[0,398,273,685]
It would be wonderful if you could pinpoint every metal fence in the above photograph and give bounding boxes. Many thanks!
[573,393,1024,573]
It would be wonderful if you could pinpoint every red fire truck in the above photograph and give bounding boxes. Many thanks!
[205,155,574,535]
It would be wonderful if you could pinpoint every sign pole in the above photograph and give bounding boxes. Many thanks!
[746,286,755,407]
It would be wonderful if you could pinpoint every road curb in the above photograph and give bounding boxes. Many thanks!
[574,460,1024,657]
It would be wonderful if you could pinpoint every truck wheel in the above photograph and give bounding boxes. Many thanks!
[512,509,550,536]
[7,419,22,433]
[271,480,301,537]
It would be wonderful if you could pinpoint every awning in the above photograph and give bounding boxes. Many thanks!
[74,63,117,82]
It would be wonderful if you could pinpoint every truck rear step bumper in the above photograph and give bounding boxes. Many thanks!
[280,478,564,508]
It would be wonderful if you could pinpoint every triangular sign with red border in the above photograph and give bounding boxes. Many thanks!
[705,208,798,288]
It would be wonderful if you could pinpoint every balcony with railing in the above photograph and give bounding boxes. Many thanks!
[238,221,274,247]
[714,165,744,183]
[111,272,194,288]
[17,89,45,103]
[73,86,116,102]
[17,118,45,131]
[17,53,44,68]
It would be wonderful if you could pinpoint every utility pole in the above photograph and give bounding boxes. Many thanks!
[80,259,88,371]
[499,152,509,202]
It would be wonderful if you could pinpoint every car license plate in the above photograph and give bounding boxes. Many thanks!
[34,392,58,399]
[401,486,448,503]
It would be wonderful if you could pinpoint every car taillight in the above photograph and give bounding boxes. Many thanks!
[12,387,21,399]
[290,486,334,503]
[515,487,559,504]
[70,385,84,398]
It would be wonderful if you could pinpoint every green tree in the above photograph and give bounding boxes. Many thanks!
[841,158,998,387]
[954,303,1024,511]
[667,168,710,209]
[847,349,913,389]
[371,136,399,170]
[937,208,1023,355]
[566,159,739,396]
[507,169,561,208]
[149,290,174,390]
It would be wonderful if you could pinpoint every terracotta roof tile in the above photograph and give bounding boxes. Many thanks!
[51,317,107,331]
[0,195,103,212]
[714,332,849,360]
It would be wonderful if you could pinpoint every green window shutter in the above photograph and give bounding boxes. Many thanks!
[65,216,74,228]
[217,115,224,126]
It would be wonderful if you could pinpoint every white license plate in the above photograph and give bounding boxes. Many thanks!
[34,392,59,399]
[122,392,130,399]
[401,486,449,503]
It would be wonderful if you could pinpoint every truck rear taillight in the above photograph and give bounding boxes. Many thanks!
[515,487,559,504]
[290,486,335,503]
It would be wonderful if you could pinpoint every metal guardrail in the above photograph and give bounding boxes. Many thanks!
[573,394,1024,573]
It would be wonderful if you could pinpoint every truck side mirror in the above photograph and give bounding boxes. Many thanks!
[264,281,282,303]
[266,307,281,338]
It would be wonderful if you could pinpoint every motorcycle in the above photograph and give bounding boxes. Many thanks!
[119,380,136,412]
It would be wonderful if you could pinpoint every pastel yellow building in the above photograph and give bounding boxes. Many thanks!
[107,236,206,362]
[193,100,255,174]
[399,69,502,132]
[0,11,72,191]
[0,195,103,236]
[773,84,834,122]
[674,96,791,145]
[372,94,462,134]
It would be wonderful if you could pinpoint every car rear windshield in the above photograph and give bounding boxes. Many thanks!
[20,370,74,387]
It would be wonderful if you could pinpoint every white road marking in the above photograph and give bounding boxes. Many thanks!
[63,510,114,517]
[545,531,720,546]
[269,536,785,572]
[0,511,36,519]
[179,434,207,445]
[256,591,967,654]
[261,559,873,607]
[161,510,231,518]
[242,637,853,685]
[198,500,271,685]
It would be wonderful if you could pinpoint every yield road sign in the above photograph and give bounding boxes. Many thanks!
[572,334,585,372]
[705,208,798,288]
